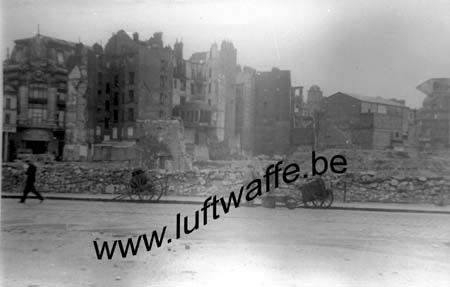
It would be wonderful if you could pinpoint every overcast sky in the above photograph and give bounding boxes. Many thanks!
[3,0,450,108]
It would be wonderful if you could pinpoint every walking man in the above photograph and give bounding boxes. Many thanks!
[19,160,44,203]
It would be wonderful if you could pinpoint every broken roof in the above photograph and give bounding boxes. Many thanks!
[15,34,78,48]
[336,92,406,107]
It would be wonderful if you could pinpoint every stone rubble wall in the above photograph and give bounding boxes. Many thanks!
[2,149,450,204]
[1,161,267,196]
[328,173,450,204]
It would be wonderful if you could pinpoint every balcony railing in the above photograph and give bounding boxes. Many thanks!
[18,118,65,129]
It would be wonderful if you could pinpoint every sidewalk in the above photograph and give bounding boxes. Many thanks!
[2,191,450,214]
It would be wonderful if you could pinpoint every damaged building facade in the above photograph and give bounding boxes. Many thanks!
[321,92,411,149]
[173,41,238,159]
[87,30,191,169]
[2,34,93,161]
[416,78,450,149]
[3,30,298,163]
[253,68,292,155]
[235,66,257,155]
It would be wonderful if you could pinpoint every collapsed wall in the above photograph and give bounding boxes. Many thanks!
[64,48,91,161]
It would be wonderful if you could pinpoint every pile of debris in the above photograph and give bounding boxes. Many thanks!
[288,148,450,204]
[3,148,449,204]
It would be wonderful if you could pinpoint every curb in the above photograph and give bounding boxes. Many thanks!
[2,194,450,215]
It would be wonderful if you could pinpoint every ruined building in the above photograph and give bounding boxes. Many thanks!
[91,31,174,143]
[305,85,324,116]
[235,66,257,155]
[322,92,410,149]
[253,68,292,155]
[290,86,314,147]
[2,34,93,161]
[416,78,450,149]
[88,31,190,169]
[173,41,238,159]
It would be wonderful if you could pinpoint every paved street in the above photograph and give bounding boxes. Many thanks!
[1,198,450,287]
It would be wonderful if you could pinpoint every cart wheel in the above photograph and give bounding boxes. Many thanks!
[127,185,141,200]
[285,196,298,209]
[320,189,334,208]
[129,175,148,201]
[141,176,164,202]
[303,199,318,208]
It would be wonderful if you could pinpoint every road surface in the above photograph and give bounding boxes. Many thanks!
[1,198,449,287]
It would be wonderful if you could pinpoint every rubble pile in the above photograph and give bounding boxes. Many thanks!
[289,148,450,204]
[2,148,449,204]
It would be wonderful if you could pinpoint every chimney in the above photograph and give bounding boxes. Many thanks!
[133,32,139,42]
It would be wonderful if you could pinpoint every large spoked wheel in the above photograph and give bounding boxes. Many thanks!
[308,189,334,208]
[319,189,334,208]
[143,176,164,202]
[303,199,319,208]
[129,174,148,201]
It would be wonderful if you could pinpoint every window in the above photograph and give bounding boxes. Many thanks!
[208,99,211,106]
[128,72,135,85]
[160,93,164,105]
[113,93,119,105]
[105,118,110,129]
[29,85,46,100]
[128,90,134,102]
[5,114,10,124]
[57,51,64,64]
[208,83,211,93]
[159,110,165,118]
[194,111,199,122]
[195,132,199,145]
[114,75,119,87]
[112,127,118,139]
[113,110,118,122]
[105,83,110,94]
[6,98,11,109]
[96,126,101,136]
[127,127,134,137]
[209,68,212,78]
[361,102,377,113]
[377,105,387,114]
[180,96,186,105]
[105,100,110,111]
[57,111,64,126]
[128,108,134,121]
[97,72,102,84]
[28,107,47,124]
[191,83,194,95]
[97,90,102,96]
[160,75,165,88]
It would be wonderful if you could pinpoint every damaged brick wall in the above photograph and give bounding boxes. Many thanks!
[64,48,90,161]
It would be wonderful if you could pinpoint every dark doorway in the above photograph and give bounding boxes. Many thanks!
[25,141,47,154]
[57,141,65,161]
